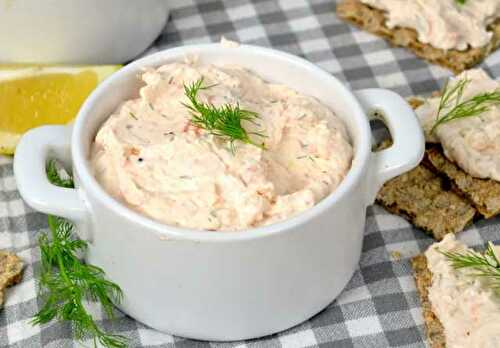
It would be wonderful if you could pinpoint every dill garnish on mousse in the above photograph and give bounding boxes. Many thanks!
[182,77,266,152]
[431,78,500,134]
[442,242,500,293]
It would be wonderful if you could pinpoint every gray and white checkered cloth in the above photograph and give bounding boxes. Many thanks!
[2,0,500,347]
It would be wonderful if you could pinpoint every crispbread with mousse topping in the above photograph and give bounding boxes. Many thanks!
[336,0,500,74]
[375,98,477,240]
[411,255,446,348]
[0,251,23,308]
[408,94,500,219]
[424,146,500,219]
[376,89,500,238]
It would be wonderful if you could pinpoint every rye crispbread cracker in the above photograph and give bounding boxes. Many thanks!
[0,251,23,308]
[336,0,500,74]
[411,255,446,348]
[376,163,476,240]
[425,147,500,219]
[375,98,476,240]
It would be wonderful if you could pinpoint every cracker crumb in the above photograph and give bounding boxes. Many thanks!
[390,251,402,261]
[0,251,24,308]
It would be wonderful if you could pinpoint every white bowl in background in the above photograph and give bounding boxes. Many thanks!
[0,0,169,64]
[14,43,424,341]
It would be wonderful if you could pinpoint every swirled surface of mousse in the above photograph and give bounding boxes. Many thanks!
[91,62,353,231]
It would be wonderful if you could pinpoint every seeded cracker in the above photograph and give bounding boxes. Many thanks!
[411,255,446,348]
[0,251,23,308]
[336,0,500,74]
[376,163,476,240]
[425,147,500,219]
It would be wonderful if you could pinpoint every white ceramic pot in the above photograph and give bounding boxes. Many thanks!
[0,0,169,64]
[14,44,424,341]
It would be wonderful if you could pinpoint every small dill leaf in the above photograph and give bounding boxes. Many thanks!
[431,78,500,133]
[441,242,500,291]
[182,77,266,152]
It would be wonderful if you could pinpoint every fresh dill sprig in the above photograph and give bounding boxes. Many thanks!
[45,160,74,188]
[182,77,266,152]
[442,242,500,291]
[455,0,466,4]
[431,78,500,133]
[32,160,127,348]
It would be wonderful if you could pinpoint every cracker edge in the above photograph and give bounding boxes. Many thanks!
[411,255,446,348]
[336,0,500,74]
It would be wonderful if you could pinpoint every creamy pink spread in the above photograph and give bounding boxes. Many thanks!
[425,234,500,348]
[90,62,353,231]
[361,0,500,51]
[416,69,500,181]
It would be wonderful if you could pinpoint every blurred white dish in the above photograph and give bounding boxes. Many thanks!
[0,0,169,64]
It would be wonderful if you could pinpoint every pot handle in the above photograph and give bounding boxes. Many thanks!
[354,89,425,205]
[13,125,88,222]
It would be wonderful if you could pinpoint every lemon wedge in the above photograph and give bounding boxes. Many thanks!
[0,65,121,155]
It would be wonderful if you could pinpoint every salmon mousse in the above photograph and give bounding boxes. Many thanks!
[423,234,500,347]
[416,69,500,181]
[360,0,500,51]
[90,61,353,231]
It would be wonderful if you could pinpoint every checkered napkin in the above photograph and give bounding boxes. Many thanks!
[2,0,500,347]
